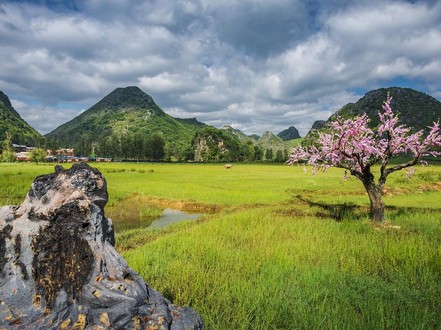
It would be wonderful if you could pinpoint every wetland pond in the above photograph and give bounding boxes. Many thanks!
[110,208,203,233]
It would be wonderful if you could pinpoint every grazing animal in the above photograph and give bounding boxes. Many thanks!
[224,164,233,169]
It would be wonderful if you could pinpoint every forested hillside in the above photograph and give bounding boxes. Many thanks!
[304,87,441,145]
[45,87,202,161]
[0,91,45,147]
[45,87,292,162]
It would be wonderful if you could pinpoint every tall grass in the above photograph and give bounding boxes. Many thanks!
[1,162,440,328]
[0,163,54,205]
[123,208,441,329]
[2,162,438,209]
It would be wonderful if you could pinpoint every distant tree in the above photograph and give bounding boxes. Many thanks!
[224,139,240,162]
[283,148,289,162]
[275,150,285,163]
[288,95,441,222]
[265,148,273,161]
[253,146,262,161]
[97,135,120,159]
[1,132,16,162]
[97,136,110,157]
[29,148,47,164]
[239,141,254,162]
[120,134,133,159]
[46,138,60,153]
[145,133,165,161]
[89,144,97,158]
[109,135,122,159]
[182,147,195,162]
[131,133,145,161]
[77,133,92,156]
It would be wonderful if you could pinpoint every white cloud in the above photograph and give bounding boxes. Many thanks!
[0,0,440,137]
[10,99,84,134]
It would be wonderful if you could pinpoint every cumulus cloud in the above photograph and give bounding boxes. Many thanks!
[0,0,440,136]
[10,98,84,134]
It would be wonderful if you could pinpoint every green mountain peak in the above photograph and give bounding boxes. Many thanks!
[330,87,441,130]
[88,86,162,115]
[45,86,202,160]
[0,90,21,118]
[0,90,44,146]
[303,86,441,145]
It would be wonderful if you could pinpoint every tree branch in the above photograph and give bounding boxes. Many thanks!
[336,163,363,180]
[385,156,420,177]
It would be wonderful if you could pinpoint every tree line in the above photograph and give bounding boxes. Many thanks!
[1,128,290,163]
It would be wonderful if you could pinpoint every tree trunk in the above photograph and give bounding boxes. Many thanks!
[363,180,385,222]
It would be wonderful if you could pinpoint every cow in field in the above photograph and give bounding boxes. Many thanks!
[224,164,233,169]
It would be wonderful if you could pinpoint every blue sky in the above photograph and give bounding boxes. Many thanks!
[1,0,440,136]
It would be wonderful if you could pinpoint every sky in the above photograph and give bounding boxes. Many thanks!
[1,0,440,137]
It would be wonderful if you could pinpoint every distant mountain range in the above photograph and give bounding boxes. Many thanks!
[1,86,440,161]
[44,86,294,161]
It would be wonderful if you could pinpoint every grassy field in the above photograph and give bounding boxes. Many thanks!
[1,162,440,329]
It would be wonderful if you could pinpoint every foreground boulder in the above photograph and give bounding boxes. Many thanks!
[0,163,203,329]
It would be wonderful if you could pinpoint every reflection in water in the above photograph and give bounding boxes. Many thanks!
[112,208,202,231]
[149,208,202,229]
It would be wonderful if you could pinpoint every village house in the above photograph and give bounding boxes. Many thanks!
[13,144,35,161]
[11,145,112,162]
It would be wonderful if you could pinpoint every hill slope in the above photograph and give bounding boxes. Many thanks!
[45,87,292,162]
[0,90,44,146]
[45,87,205,160]
[330,87,441,130]
[303,87,441,145]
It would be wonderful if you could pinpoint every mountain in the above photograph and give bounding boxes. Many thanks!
[191,126,292,162]
[249,134,260,141]
[304,120,325,141]
[330,87,441,130]
[303,87,441,145]
[45,86,206,160]
[175,117,205,127]
[310,120,326,131]
[45,87,291,162]
[221,125,257,143]
[257,131,285,149]
[277,126,301,140]
[46,85,440,162]
[255,131,289,161]
[192,126,241,162]
[0,90,45,146]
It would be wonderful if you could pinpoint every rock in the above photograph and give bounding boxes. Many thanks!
[0,163,203,329]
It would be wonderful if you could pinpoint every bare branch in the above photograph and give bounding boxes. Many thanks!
[385,156,420,177]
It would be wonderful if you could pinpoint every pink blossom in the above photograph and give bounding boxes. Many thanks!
[289,95,441,182]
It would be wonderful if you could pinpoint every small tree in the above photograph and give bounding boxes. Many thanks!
[265,148,273,161]
[253,146,262,161]
[29,148,47,164]
[288,95,441,222]
[275,149,285,163]
[145,133,165,161]
[1,132,16,162]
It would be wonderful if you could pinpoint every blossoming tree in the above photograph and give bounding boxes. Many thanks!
[288,95,441,222]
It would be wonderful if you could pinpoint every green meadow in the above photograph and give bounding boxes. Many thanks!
[1,162,440,329]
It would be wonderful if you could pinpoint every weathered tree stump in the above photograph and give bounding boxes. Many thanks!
[0,163,203,329]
